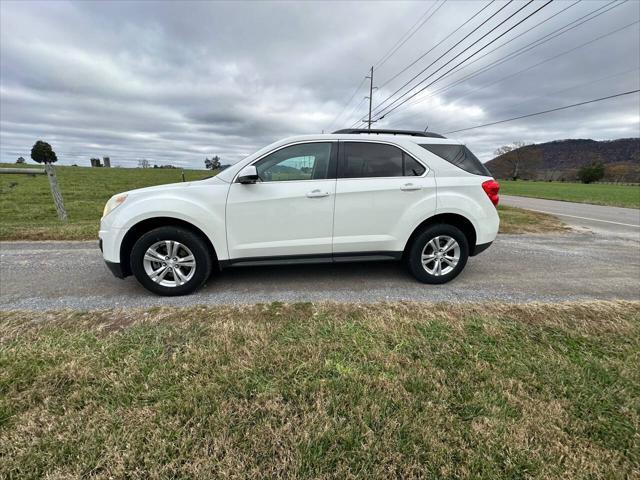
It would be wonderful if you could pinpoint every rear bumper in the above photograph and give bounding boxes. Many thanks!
[105,260,126,279]
[471,241,492,256]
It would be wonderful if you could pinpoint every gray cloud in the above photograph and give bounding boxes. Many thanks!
[1,0,638,168]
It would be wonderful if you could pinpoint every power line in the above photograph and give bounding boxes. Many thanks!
[372,0,516,116]
[423,0,625,104]
[327,0,445,131]
[388,12,636,119]
[374,0,446,70]
[343,97,367,129]
[374,0,554,121]
[506,67,640,112]
[443,90,640,134]
[325,75,367,131]
[378,0,497,90]
[387,66,638,130]
[436,0,585,85]
[443,18,638,103]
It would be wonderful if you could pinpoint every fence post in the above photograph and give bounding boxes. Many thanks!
[44,163,67,221]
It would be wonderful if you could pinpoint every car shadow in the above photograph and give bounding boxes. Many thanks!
[205,260,416,292]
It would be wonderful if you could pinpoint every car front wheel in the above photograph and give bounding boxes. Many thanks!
[130,226,212,296]
[407,224,469,284]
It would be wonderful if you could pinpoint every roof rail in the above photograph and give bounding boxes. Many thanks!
[332,128,446,139]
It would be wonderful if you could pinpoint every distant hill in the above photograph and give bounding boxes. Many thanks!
[485,138,640,182]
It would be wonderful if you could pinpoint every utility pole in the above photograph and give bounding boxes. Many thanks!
[366,66,374,130]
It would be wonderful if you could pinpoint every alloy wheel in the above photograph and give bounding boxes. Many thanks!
[142,240,196,287]
[421,235,460,276]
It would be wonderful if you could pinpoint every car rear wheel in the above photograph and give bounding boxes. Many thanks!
[130,226,212,296]
[407,224,469,284]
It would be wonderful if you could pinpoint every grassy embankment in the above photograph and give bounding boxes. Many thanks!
[0,163,565,240]
[500,180,640,209]
[1,301,639,478]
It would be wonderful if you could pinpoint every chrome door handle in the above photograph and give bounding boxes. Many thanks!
[306,189,330,198]
[400,183,422,191]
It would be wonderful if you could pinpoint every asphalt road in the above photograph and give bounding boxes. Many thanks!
[1,230,639,310]
[501,195,640,239]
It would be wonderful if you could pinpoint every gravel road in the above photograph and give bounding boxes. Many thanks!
[1,231,638,310]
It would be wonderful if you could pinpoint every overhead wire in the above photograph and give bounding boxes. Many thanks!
[325,76,367,131]
[378,0,497,90]
[373,0,555,121]
[372,0,516,116]
[443,90,640,134]
[422,0,626,104]
[384,12,637,122]
[374,0,446,70]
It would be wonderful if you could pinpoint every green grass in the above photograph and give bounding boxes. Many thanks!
[1,163,567,240]
[500,180,640,209]
[0,163,213,240]
[1,301,638,478]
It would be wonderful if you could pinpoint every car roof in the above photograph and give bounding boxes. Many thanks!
[333,128,446,138]
[276,133,462,145]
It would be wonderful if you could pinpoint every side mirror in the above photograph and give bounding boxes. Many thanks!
[237,165,259,184]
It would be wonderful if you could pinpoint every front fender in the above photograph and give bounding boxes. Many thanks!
[104,187,228,261]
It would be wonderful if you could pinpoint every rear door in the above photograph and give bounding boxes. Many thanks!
[226,141,337,260]
[332,141,436,254]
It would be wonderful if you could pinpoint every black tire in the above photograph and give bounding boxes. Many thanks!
[407,224,469,284]
[130,226,213,296]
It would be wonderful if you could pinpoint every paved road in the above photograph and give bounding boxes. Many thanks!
[1,232,638,310]
[501,195,640,239]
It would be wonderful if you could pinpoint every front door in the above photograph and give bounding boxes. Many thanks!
[226,142,337,260]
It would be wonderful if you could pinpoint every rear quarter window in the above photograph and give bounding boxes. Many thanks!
[419,144,491,176]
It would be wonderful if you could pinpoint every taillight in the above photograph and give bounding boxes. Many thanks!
[482,179,500,206]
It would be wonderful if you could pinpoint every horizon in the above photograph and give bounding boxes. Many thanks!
[1,0,639,168]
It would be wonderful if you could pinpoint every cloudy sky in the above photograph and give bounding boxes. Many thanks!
[1,0,638,168]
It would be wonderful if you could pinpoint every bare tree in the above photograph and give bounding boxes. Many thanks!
[494,141,528,180]
[138,159,150,168]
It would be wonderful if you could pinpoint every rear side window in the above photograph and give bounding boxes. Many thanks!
[341,142,426,178]
[419,144,491,176]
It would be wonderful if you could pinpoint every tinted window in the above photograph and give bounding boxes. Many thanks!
[404,155,426,176]
[419,144,491,176]
[255,143,333,181]
[341,142,425,178]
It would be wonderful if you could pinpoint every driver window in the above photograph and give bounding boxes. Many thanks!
[255,143,333,181]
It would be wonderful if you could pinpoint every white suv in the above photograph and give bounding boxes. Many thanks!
[99,129,500,296]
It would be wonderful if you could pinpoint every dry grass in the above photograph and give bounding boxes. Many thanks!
[498,205,568,234]
[1,301,638,479]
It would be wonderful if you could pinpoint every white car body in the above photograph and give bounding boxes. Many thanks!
[99,130,499,291]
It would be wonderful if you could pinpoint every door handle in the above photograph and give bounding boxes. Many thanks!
[400,183,422,191]
[306,189,330,198]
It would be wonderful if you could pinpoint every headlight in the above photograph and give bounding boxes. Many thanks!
[102,194,128,218]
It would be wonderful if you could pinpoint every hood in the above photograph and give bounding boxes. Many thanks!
[123,176,226,197]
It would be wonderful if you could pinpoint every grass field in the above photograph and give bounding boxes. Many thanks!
[499,180,640,209]
[1,301,638,478]
[0,163,213,240]
[0,163,565,240]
